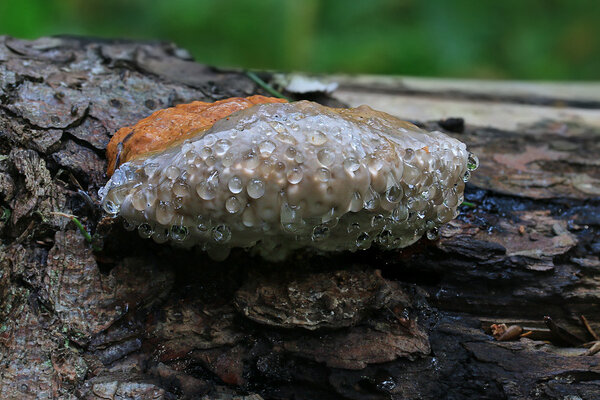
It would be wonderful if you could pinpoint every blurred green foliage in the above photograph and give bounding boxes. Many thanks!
[1,0,598,80]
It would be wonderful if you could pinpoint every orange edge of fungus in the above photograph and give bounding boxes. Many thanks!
[106,95,287,176]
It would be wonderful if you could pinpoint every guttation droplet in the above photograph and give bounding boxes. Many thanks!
[467,152,479,171]
[226,196,242,213]
[103,200,119,216]
[463,170,471,182]
[170,225,189,241]
[385,185,403,203]
[287,167,303,184]
[311,224,330,241]
[247,178,265,199]
[426,228,440,241]
[317,148,335,166]
[212,224,232,243]
[347,222,360,233]
[197,182,216,200]
[308,131,327,146]
[258,140,276,155]
[165,166,180,180]
[215,139,231,155]
[356,232,370,248]
[138,223,154,239]
[343,157,360,174]
[123,219,135,231]
[156,201,174,225]
[228,176,243,194]
[317,168,330,182]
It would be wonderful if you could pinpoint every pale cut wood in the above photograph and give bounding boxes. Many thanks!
[334,89,600,131]
[332,74,600,103]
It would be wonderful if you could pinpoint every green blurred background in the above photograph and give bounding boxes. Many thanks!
[1,0,598,80]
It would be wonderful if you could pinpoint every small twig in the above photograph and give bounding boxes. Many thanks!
[585,341,600,356]
[580,315,600,341]
[461,201,476,208]
[245,71,292,102]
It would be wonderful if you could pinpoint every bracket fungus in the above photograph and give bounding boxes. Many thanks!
[99,96,478,260]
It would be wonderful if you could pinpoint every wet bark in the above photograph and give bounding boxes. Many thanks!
[0,36,599,400]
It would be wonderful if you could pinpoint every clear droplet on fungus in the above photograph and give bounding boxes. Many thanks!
[170,225,189,242]
[212,224,232,243]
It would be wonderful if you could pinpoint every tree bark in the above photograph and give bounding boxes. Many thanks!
[0,36,599,400]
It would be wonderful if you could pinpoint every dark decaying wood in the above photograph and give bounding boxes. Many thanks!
[0,36,599,399]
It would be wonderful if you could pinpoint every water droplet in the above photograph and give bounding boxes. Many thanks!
[242,208,257,227]
[276,131,296,144]
[172,180,189,197]
[138,223,154,239]
[281,202,304,232]
[311,224,330,241]
[392,205,409,222]
[131,188,146,211]
[196,182,216,200]
[385,185,403,203]
[207,170,219,185]
[215,139,231,155]
[378,229,393,246]
[200,146,212,159]
[170,225,189,241]
[463,170,471,182]
[308,131,327,146]
[317,148,335,166]
[212,224,231,243]
[258,140,276,155]
[343,157,360,174]
[284,146,297,160]
[156,201,174,225]
[202,134,217,146]
[205,155,217,166]
[182,145,195,159]
[123,219,136,231]
[467,152,479,171]
[153,228,169,244]
[270,121,286,133]
[165,166,180,180]
[367,155,383,173]
[197,215,211,232]
[363,187,379,210]
[222,152,234,167]
[157,180,174,202]
[103,200,119,216]
[242,150,259,170]
[347,222,360,233]
[247,178,265,199]
[371,214,384,227]
[287,167,303,184]
[426,228,440,240]
[316,167,330,182]
[356,232,370,248]
[226,196,242,213]
[228,176,243,194]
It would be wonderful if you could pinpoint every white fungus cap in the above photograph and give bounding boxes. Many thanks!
[99,101,478,260]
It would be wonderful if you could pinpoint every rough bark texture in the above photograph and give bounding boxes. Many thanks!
[1,36,599,400]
